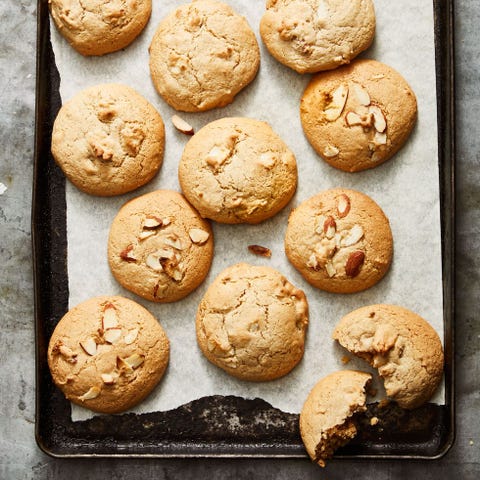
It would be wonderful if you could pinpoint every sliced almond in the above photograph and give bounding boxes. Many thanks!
[345,250,365,277]
[146,252,163,272]
[352,84,371,106]
[164,236,183,250]
[124,353,145,369]
[124,328,139,345]
[315,215,327,235]
[162,218,171,227]
[324,84,348,121]
[80,337,97,356]
[369,105,387,133]
[116,356,134,374]
[171,268,184,282]
[78,386,100,401]
[342,224,364,247]
[172,114,194,135]
[143,216,163,229]
[206,145,229,168]
[102,304,119,330]
[345,111,363,126]
[337,194,351,218]
[119,244,136,262]
[104,328,122,344]
[325,260,337,277]
[323,216,337,239]
[189,228,210,245]
[374,131,387,146]
[323,144,339,158]
[58,344,77,363]
[101,373,117,385]
[156,248,174,260]
[257,152,276,169]
[247,244,272,258]
[306,253,319,270]
[138,230,156,241]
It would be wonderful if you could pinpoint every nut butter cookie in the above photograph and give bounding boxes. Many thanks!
[285,188,393,293]
[196,263,309,381]
[300,370,372,467]
[260,0,376,74]
[49,0,152,56]
[108,190,214,303]
[51,83,165,196]
[333,304,444,409]
[149,0,260,112]
[179,117,298,224]
[300,59,418,172]
[47,295,170,414]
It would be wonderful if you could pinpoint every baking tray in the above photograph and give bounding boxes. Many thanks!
[32,0,455,459]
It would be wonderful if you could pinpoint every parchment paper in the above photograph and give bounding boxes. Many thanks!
[49,0,444,421]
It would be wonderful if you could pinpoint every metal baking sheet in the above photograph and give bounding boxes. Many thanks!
[33,0,455,458]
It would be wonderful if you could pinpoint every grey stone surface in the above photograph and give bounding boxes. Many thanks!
[0,0,478,478]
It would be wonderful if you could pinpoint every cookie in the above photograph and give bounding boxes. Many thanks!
[179,117,298,224]
[51,83,165,196]
[284,188,393,293]
[300,59,418,172]
[260,0,376,74]
[332,304,444,409]
[300,370,372,467]
[49,0,152,56]
[196,263,309,381]
[149,0,260,112]
[108,190,214,303]
[47,295,170,414]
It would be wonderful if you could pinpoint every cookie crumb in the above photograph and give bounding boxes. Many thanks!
[370,416,379,426]
[248,245,272,258]
[341,355,350,364]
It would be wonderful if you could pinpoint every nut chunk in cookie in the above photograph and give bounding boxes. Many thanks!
[300,370,372,467]
[47,295,170,414]
[196,263,309,381]
[108,190,214,303]
[333,304,444,409]
[51,83,165,196]
[149,0,260,112]
[285,188,393,293]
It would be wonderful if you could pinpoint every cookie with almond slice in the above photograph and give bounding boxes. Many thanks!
[47,295,170,414]
[284,188,393,293]
[300,59,417,172]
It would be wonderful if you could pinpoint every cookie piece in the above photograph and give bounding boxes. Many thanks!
[108,190,214,303]
[49,0,152,56]
[51,83,165,196]
[179,117,297,224]
[47,295,170,414]
[285,188,393,293]
[333,304,444,409]
[149,0,260,112]
[300,59,418,172]
[260,0,375,74]
[196,263,309,381]
[300,370,372,467]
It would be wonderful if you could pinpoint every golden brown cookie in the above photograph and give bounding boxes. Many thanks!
[196,263,309,381]
[260,0,376,74]
[149,0,260,112]
[300,370,372,467]
[333,304,444,409]
[300,59,418,172]
[49,0,152,56]
[108,190,214,303]
[47,295,170,414]
[179,117,298,224]
[51,83,165,196]
[285,188,393,293]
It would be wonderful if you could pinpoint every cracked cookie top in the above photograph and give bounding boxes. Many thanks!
[149,0,260,112]
[285,188,393,293]
[51,83,165,196]
[47,295,170,414]
[49,0,152,56]
[300,370,371,467]
[179,117,297,224]
[333,304,444,409]
[300,59,418,172]
[108,189,214,303]
[260,0,375,74]
[196,263,309,381]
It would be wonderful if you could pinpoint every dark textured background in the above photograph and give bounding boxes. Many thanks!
[0,0,478,478]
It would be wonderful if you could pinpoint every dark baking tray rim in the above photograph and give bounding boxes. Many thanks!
[32,0,455,460]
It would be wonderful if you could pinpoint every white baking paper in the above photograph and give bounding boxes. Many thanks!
[49,0,444,421]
